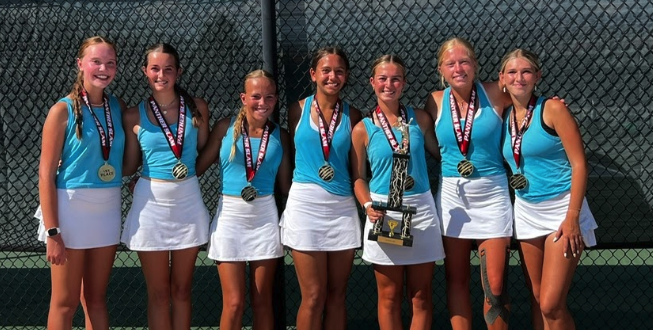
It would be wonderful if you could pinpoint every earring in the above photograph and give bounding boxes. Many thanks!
[534,85,538,92]
[503,86,506,93]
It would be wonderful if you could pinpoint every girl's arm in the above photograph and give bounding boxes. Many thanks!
[196,116,230,177]
[38,101,68,265]
[546,99,588,258]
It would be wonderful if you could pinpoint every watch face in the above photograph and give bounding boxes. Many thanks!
[47,228,59,236]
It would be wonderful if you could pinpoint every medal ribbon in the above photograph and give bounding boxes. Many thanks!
[80,89,113,161]
[242,119,271,182]
[449,85,477,157]
[313,97,341,162]
[149,95,186,160]
[375,105,409,153]
[510,95,537,168]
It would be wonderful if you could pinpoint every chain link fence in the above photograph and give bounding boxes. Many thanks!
[1,0,652,328]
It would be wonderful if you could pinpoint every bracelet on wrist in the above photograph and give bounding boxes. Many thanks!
[363,201,373,213]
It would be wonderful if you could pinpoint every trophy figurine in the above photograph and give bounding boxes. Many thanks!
[368,117,416,247]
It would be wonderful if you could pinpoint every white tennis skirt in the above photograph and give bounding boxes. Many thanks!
[514,192,598,246]
[437,175,513,239]
[121,177,210,251]
[280,182,362,251]
[207,194,283,261]
[362,190,445,266]
[35,187,122,249]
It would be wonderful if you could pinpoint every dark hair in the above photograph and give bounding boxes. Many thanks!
[143,43,202,127]
[310,46,351,72]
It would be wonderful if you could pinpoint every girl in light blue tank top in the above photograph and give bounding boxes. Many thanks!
[436,82,505,178]
[195,70,292,330]
[352,55,445,330]
[278,47,363,329]
[121,43,211,329]
[424,37,514,329]
[219,116,283,196]
[292,94,354,196]
[502,96,572,202]
[36,36,125,328]
[499,49,597,330]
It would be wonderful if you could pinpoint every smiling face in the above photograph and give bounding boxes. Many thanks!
[77,42,117,90]
[370,62,406,103]
[310,54,349,97]
[438,45,477,90]
[142,51,181,93]
[240,76,277,122]
[499,50,542,98]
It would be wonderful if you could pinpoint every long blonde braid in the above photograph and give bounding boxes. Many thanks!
[70,36,117,139]
[228,69,276,162]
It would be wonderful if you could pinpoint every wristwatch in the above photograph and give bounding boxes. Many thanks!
[46,227,61,237]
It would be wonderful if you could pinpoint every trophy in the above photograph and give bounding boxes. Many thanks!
[368,117,416,247]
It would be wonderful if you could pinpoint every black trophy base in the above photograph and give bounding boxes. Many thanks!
[371,201,417,214]
[368,230,414,247]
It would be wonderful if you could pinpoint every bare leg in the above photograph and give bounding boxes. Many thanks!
[292,250,327,330]
[80,245,117,330]
[323,249,355,330]
[406,262,435,330]
[217,261,247,330]
[539,233,580,330]
[443,237,473,330]
[249,258,278,330]
[170,247,199,330]
[519,237,546,330]
[477,237,511,330]
[138,251,172,330]
[374,264,405,330]
[48,249,85,330]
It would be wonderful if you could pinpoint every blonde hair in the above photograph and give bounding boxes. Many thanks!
[499,49,541,74]
[370,54,407,78]
[436,37,478,88]
[70,36,117,139]
[229,70,276,162]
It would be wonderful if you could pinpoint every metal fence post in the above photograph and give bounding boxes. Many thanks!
[261,2,286,330]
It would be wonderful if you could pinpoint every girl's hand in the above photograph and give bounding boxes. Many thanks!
[553,211,583,258]
[46,235,67,265]
[365,204,386,223]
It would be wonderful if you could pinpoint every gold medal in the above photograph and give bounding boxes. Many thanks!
[172,162,189,180]
[405,175,415,191]
[318,164,335,182]
[509,173,528,190]
[457,159,474,177]
[241,185,258,202]
[98,163,116,182]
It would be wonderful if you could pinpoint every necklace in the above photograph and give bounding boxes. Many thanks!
[154,97,177,115]
[90,103,104,107]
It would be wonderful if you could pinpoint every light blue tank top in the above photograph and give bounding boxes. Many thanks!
[220,117,283,196]
[56,95,125,188]
[363,106,429,195]
[435,82,505,178]
[292,95,353,196]
[502,97,572,202]
[138,100,198,179]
